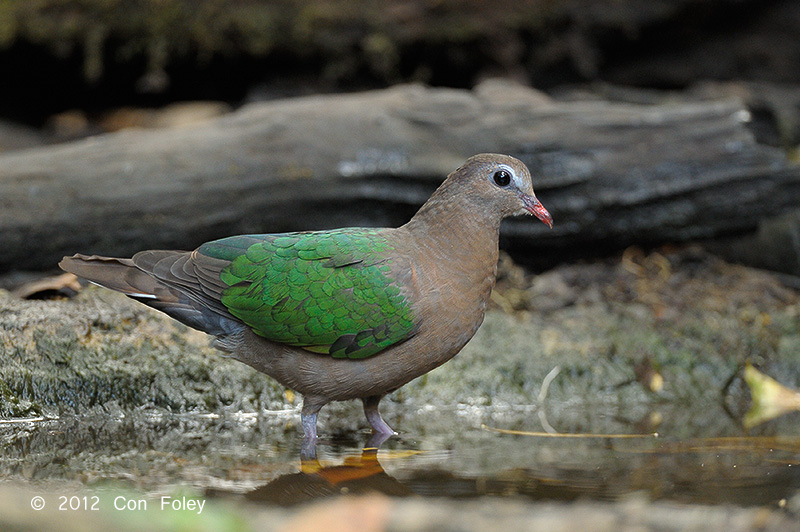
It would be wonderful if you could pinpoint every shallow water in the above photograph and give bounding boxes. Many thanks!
[2,401,799,509]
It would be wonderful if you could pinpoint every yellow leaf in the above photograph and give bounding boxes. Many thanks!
[743,363,800,428]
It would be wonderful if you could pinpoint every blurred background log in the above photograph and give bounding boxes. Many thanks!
[1,81,798,273]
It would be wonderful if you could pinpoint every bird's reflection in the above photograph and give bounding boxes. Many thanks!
[245,433,414,506]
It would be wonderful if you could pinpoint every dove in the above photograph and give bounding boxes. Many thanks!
[60,153,552,444]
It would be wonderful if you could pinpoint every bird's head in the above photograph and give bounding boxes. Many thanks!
[451,153,553,227]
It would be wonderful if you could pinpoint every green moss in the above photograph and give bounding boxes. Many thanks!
[0,378,38,417]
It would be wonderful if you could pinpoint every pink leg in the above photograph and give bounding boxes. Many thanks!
[362,395,396,436]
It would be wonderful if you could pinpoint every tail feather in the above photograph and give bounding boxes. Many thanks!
[59,254,167,299]
[132,250,232,317]
[59,253,243,338]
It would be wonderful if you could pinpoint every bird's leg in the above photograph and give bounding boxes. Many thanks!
[300,399,324,460]
[362,395,396,437]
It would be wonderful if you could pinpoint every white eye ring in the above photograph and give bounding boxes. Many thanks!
[493,164,520,188]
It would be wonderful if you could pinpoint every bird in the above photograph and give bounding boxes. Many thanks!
[60,153,552,445]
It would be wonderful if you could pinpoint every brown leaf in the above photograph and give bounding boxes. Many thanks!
[12,273,82,300]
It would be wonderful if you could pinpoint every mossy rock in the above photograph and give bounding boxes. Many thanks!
[0,288,286,417]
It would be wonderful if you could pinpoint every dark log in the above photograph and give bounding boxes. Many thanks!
[1,81,799,272]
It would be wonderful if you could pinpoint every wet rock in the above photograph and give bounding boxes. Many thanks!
[0,287,286,418]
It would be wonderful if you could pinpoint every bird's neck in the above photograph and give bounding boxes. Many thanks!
[403,194,502,284]
[400,194,502,359]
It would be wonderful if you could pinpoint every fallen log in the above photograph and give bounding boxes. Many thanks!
[1,80,798,272]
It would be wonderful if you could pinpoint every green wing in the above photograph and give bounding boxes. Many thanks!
[198,229,417,359]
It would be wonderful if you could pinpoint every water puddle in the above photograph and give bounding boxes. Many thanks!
[2,402,799,508]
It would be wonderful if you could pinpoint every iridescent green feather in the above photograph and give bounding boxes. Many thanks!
[198,229,417,359]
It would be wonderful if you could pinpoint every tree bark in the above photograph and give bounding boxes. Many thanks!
[1,81,798,272]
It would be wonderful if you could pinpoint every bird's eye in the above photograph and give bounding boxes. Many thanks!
[493,170,511,187]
